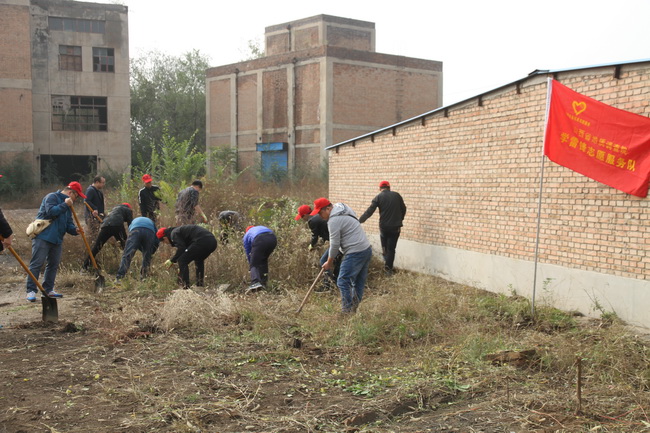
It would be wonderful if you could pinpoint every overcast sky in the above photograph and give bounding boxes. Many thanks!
[101,0,649,106]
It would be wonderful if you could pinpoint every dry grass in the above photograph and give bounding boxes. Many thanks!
[156,289,236,332]
[3,178,650,431]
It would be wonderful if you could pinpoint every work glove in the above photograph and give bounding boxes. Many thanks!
[164,259,173,269]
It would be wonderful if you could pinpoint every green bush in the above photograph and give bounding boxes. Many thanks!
[0,154,35,198]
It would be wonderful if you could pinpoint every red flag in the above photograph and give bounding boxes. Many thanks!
[544,79,650,197]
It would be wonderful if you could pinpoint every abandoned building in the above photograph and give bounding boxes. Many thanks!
[0,0,130,183]
[205,14,443,178]
[327,60,650,329]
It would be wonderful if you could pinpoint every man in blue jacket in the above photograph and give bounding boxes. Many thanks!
[26,181,83,301]
[115,216,160,282]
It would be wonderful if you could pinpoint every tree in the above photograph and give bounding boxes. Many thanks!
[241,38,264,61]
[150,122,206,187]
[130,49,210,165]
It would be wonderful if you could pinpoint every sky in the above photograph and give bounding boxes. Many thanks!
[99,0,649,106]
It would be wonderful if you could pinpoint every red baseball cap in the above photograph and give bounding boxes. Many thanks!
[379,180,390,188]
[122,202,132,209]
[294,205,312,221]
[310,198,331,216]
[67,181,87,198]
[156,227,167,239]
[142,174,153,183]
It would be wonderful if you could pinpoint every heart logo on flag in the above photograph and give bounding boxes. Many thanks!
[572,101,587,116]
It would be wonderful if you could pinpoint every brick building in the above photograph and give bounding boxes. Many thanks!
[0,0,130,183]
[328,60,650,329]
[205,15,442,178]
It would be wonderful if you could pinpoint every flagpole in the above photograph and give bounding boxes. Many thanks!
[532,77,554,317]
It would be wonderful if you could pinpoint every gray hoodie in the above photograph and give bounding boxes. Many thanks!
[327,203,371,258]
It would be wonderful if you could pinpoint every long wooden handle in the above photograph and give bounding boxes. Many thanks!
[84,201,103,223]
[70,204,100,271]
[6,244,49,296]
[296,268,325,314]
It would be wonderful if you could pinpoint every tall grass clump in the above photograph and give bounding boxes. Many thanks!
[0,153,36,200]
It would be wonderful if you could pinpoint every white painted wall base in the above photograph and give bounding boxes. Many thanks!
[366,234,650,330]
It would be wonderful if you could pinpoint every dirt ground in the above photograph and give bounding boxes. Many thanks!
[1,211,648,433]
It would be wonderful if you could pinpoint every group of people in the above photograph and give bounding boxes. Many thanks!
[295,180,406,313]
[11,173,278,301]
[2,173,406,315]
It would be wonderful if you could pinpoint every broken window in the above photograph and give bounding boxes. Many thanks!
[59,45,82,71]
[93,47,115,72]
[51,96,108,132]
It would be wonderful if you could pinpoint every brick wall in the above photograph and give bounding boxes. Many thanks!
[333,63,440,127]
[329,63,650,285]
[0,89,32,142]
[0,4,31,80]
[295,63,320,125]
[262,69,288,130]
[0,3,33,148]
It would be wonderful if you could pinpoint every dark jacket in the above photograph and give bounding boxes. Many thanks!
[169,225,216,263]
[35,191,78,245]
[138,185,161,218]
[101,204,134,228]
[359,189,407,230]
[175,186,199,215]
[0,209,12,252]
[307,214,329,247]
[84,185,105,217]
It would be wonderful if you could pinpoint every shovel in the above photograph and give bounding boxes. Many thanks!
[296,268,325,315]
[3,241,58,323]
[84,201,103,223]
[70,204,106,292]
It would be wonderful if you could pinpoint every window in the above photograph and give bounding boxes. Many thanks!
[93,48,115,72]
[49,17,105,34]
[59,45,82,71]
[52,96,108,132]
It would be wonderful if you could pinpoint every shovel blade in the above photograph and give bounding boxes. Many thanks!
[41,296,58,323]
[95,272,105,294]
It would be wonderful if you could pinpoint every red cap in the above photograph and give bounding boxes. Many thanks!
[122,202,131,209]
[294,205,312,221]
[142,174,153,183]
[379,180,390,188]
[67,181,87,198]
[156,227,166,239]
[310,198,331,216]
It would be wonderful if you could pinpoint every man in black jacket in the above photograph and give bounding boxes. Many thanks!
[83,203,133,270]
[359,181,407,274]
[0,209,13,251]
[138,174,161,223]
[84,175,106,240]
[157,225,217,288]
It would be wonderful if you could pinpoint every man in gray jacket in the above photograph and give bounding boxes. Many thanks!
[311,198,372,313]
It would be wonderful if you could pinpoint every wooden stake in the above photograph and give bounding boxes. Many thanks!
[575,356,582,415]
